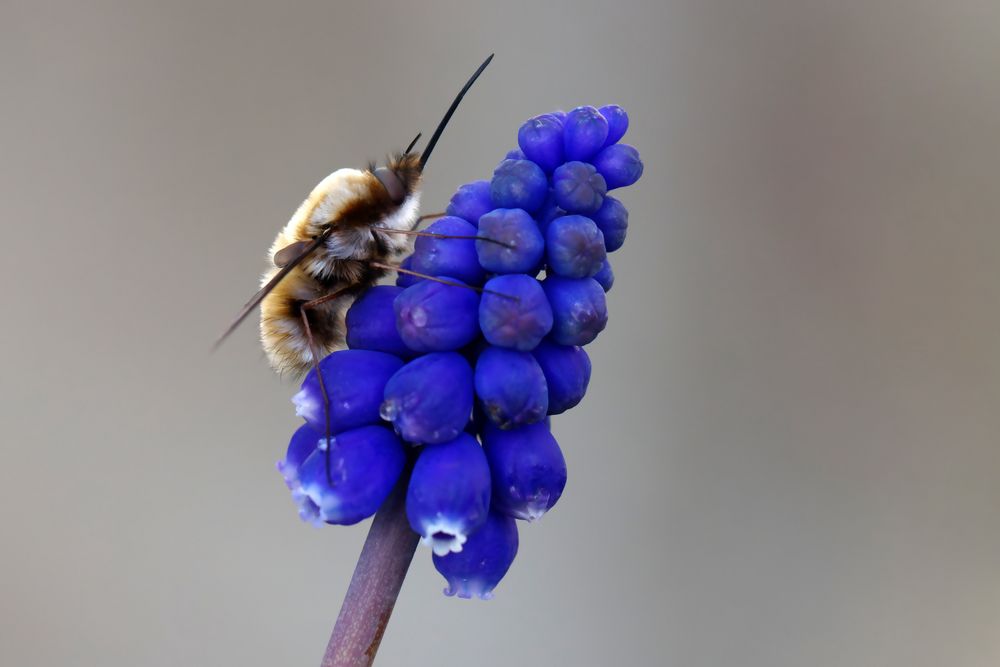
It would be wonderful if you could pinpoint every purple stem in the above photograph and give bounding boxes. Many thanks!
[321,473,419,667]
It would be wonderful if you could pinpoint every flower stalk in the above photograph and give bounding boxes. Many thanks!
[321,471,418,667]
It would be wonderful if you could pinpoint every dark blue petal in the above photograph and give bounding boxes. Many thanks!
[591,196,628,252]
[446,180,492,227]
[599,104,629,146]
[563,106,609,162]
[542,276,609,346]
[593,258,615,292]
[552,161,607,215]
[479,275,553,351]
[395,255,421,288]
[411,217,485,285]
[483,421,567,520]
[532,340,592,414]
[536,188,566,231]
[382,352,474,444]
[293,350,404,434]
[517,114,565,173]
[592,143,644,189]
[433,511,519,600]
[475,208,545,275]
[277,423,320,491]
[474,346,548,429]
[490,159,548,213]
[406,433,491,555]
[394,278,480,352]
[346,285,411,357]
[544,214,607,279]
[295,425,405,525]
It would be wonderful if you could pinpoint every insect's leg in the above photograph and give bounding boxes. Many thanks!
[301,287,352,311]
[299,287,350,485]
[415,212,446,225]
[212,229,333,351]
[368,261,518,301]
[374,227,513,248]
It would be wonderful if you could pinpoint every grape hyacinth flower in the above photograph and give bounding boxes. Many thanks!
[478,274,553,350]
[274,102,641,664]
[563,105,609,161]
[490,158,548,213]
[475,345,549,429]
[593,258,615,292]
[446,179,493,226]
[277,423,321,492]
[518,113,565,172]
[406,433,492,555]
[395,254,420,287]
[599,104,629,146]
[381,352,474,444]
[294,425,406,526]
[410,217,486,285]
[482,421,567,521]
[552,160,607,214]
[592,195,629,252]
[592,143,644,189]
[433,511,519,600]
[345,285,411,357]
[532,340,592,415]
[476,208,545,274]
[394,278,480,352]
[544,214,607,279]
[293,350,403,434]
[542,275,609,346]
[536,189,565,230]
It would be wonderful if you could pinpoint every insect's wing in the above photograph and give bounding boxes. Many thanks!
[212,230,331,351]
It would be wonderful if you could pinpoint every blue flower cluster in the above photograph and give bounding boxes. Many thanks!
[278,105,642,600]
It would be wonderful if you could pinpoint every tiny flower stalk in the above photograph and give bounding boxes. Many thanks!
[321,469,418,667]
[282,103,641,666]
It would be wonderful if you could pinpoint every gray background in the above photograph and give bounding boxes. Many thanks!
[2,1,999,666]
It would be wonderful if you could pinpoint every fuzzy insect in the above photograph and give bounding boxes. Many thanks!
[215,55,496,375]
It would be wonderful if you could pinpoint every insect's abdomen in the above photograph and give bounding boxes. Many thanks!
[259,267,352,375]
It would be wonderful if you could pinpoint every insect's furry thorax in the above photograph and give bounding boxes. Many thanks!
[270,156,422,279]
[258,154,422,375]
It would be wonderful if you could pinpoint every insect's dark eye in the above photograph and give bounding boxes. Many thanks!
[374,167,406,204]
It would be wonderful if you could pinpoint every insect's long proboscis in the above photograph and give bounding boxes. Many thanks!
[419,54,494,171]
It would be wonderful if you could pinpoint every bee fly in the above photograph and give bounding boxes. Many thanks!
[215,54,503,368]
[215,55,509,470]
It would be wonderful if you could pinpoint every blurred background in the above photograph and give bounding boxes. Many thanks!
[2,1,999,666]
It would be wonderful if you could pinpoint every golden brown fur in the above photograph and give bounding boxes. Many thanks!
[260,154,422,375]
